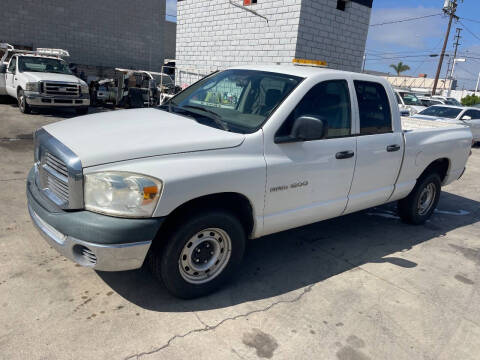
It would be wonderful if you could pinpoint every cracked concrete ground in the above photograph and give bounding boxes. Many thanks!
[1,102,480,359]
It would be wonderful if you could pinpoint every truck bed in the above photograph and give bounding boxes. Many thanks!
[401,116,465,131]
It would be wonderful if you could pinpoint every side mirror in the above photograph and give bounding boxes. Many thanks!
[462,115,472,121]
[0,65,6,74]
[275,115,327,143]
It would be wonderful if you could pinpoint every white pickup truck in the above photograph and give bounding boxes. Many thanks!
[0,44,90,114]
[27,65,473,298]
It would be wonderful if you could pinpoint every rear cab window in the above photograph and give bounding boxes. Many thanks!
[353,81,392,135]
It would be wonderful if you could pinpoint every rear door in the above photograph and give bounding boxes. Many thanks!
[344,80,404,214]
[461,109,480,141]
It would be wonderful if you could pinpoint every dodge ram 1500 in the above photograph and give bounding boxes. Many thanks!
[27,65,473,298]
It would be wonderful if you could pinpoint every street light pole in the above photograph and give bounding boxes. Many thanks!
[447,58,466,97]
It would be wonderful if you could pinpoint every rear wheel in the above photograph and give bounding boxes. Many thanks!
[17,89,31,114]
[150,211,246,299]
[398,173,441,224]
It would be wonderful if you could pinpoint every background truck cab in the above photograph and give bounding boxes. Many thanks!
[0,44,90,114]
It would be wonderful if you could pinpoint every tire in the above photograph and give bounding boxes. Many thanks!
[75,107,89,115]
[397,173,441,225]
[17,89,31,114]
[151,210,246,299]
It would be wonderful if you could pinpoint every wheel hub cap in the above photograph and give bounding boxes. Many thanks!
[417,183,436,216]
[179,228,232,284]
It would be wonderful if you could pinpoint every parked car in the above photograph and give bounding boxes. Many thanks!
[0,44,89,114]
[412,105,480,142]
[27,65,472,298]
[394,89,426,116]
[419,97,445,107]
[431,95,462,106]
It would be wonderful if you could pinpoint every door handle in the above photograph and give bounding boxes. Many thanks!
[335,150,354,159]
[386,144,401,152]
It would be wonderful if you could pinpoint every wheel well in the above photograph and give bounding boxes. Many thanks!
[160,193,255,238]
[419,158,450,183]
[17,86,22,95]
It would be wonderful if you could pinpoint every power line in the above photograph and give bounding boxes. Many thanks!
[369,13,443,27]
[460,16,480,24]
[458,20,480,42]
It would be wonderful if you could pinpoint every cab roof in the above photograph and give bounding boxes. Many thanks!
[227,64,382,81]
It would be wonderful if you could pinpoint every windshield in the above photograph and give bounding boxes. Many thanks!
[162,69,303,133]
[18,56,72,75]
[399,92,422,106]
[417,106,462,119]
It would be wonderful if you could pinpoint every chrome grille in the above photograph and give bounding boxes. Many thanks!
[43,152,69,203]
[45,152,68,177]
[43,82,80,96]
[34,128,83,210]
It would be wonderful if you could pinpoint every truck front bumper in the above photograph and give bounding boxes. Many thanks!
[26,169,164,271]
[26,93,90,107]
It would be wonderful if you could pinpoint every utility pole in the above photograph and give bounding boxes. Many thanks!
[449,28,462,78]
[446,27,462,96]
[432,0,460,95]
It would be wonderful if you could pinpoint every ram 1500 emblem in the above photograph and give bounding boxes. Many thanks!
[270,181,308,192]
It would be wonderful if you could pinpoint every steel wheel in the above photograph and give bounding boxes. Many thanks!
[17,89,31,114]
[178,228,232,284]
[417,182,436,216]
[18,92,25,111]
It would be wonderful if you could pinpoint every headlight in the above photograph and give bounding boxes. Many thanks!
[80,85,89,94]
[25,82,40,92]
[84,172,162,218]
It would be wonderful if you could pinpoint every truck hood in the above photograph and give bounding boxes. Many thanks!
[22,72,86,85]
[43,108,246,167]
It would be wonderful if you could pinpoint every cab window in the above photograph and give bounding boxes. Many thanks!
[277,80,352,139]
[354,81,392,135]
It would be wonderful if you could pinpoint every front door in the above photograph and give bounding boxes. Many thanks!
[345,80,404,214]
[263,79,357,235]
[5,56,17,97]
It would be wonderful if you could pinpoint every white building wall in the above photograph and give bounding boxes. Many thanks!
[296,0,371,72]
[176,0,371,74]
[176,0,303,74]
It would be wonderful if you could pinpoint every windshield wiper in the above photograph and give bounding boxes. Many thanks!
[182,105,229,131]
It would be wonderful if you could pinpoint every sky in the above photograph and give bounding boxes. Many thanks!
[166,0,177,22]
[164,0,479,90]
[366,0,480,90]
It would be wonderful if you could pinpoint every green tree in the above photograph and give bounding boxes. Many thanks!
[389,62,411,76]
[461,94,480,106]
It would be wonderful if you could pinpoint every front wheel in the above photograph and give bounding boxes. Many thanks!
[397,173,441,224]
[150,211,246,299]
[17,89,31,114]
